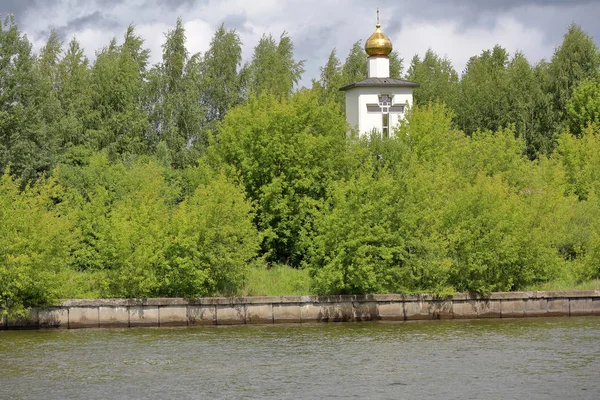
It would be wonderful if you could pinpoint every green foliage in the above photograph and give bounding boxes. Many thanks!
[55,38,94,155]
[457,45,511,134]
[342,41,368,85]
[0,15,52,180]
[504,52,549,157]
[548,23,600,125]
[309,106,456,295]
[214,90,350,266]
[554,124,600,200]
[394,103,462,165]
[407,49,459,110]
[579,194,600,280]
[167,174,260,296]
[389,51,404,78]
[88,26,150,156]
[313,48,345,108]
[0,171,75,317]
[527,60,557,156]
[101,160,171,297]
[246,32,305,99]
[57,153,259,298]
[442,174,562,293]
[200,23,245,125]
[144,18,206,166]
[399,24,599,159]
[309,167,414,294]
[567,75,600,135]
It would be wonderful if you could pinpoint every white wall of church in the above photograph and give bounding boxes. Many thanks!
[368,57,390,78]
[345,91,359,131]
[345,87,414,136]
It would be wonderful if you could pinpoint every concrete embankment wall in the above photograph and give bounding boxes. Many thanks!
[3,291,600,329]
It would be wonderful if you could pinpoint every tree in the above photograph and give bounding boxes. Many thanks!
[313,48,345,108]
[0,170,75,317]
[62,152,260,298]
[442,173,562,294]
[64,154,174,297]
[310,105,566,295]
[162,18,187,92]
[309,167,414,294]
[457,45,511,135]
[55,38,93,154]
[567,75,600,136]
[504,52,550,158]
[0,16,49,180]
[406,49,459,110]
[63,152,128,273]
[548,23,600,127]
[104,159,172,298]
[213,90,350,266]
[165,173,260,296]
[37,30,62,89]
[308,106,461,295]
[33,30,65,170]
[200,23,245,126]
[246,32,305,98]
[88,25,150,156]
[554,124,600,201]
[389,50,404,78]
[341,41,367,85]
[527,60,557,156]
[145,18,206,165]
[37,31,63,122]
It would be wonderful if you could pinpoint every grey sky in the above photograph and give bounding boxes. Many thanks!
[2,0,599,87]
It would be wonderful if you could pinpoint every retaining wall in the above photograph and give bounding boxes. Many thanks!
[3,291,600,329]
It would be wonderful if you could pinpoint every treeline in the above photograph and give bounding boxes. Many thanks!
[2,16,600,316]
[0,16,307,180]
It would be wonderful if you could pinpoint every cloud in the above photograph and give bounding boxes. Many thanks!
[0,0,39,18]
[395,16,549,74]
[183,19,214,57]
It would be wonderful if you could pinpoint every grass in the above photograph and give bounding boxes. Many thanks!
[243,264,600,297]
[522,262,600,292]
[243,264,313,296]
[55,264,599,300]
[523,279,600,292]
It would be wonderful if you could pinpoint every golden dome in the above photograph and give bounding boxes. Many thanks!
[365,10,392,57]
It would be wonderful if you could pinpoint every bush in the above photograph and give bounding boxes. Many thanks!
[164,173,260,296]
[0,171,75,317]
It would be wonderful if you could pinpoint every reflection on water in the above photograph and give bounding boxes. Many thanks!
[1,317,599,399]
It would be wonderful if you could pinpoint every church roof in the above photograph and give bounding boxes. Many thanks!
[339,78,419,91]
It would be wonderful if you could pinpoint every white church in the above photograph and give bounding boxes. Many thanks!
[340,13,418,137]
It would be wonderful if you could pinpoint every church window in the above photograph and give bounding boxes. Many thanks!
[382,113,389,137]
[379,94,391,137]
[378,94,392,112]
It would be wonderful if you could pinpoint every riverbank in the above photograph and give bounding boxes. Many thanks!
[3,290,599,329]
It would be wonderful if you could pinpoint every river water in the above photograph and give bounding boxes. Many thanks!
[1,317,599,399]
